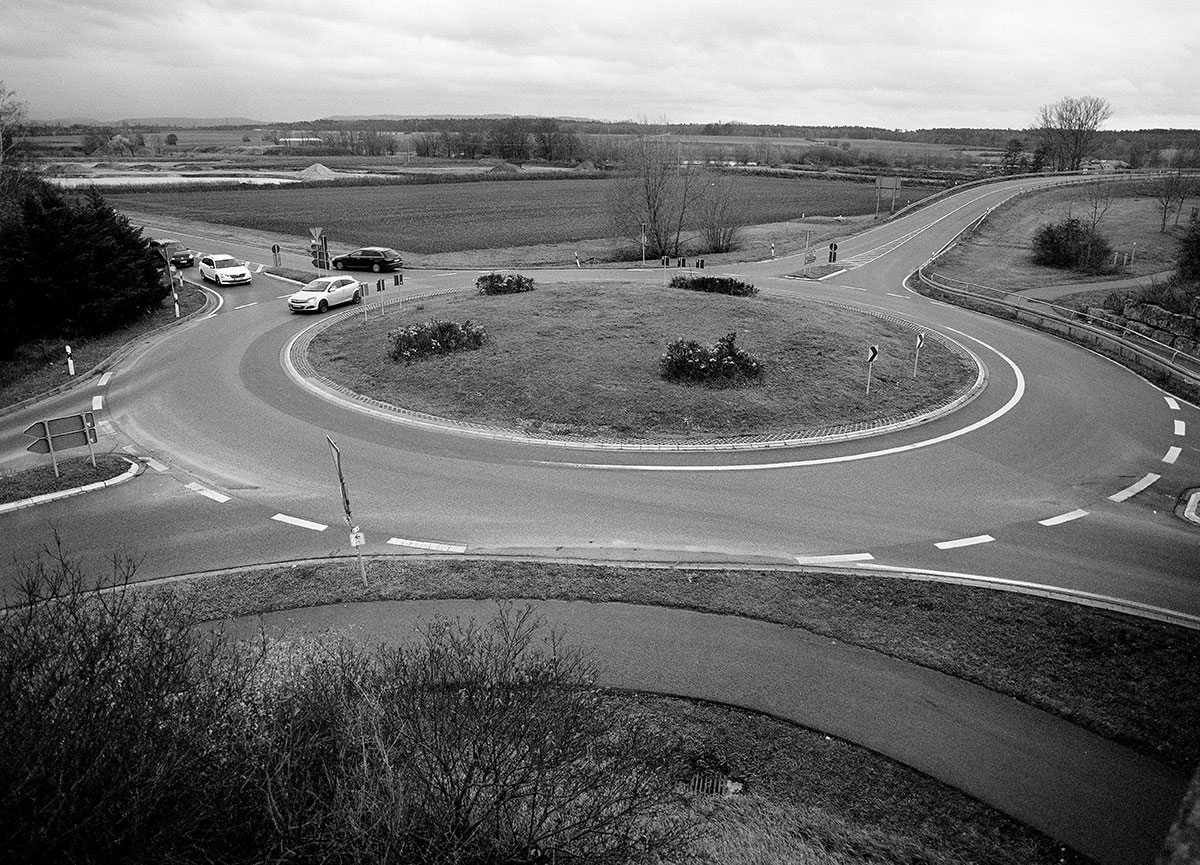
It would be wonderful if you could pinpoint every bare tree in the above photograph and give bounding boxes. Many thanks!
[696,173,747,254]
[608,128,703,259]
[0,82,27,167]
[1034,95,1113,171]
[1154,171,1191,232]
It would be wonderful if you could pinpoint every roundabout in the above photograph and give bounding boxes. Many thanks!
[1,174,1198,863]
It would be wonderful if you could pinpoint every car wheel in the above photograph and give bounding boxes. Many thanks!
[333,261,344,270]
[371,263,381,272]
[317,300,328,313]
[352,290,361,304]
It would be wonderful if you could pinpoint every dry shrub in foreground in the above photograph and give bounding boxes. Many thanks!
[0,544,692,865]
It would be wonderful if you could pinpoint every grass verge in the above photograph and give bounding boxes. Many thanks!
[926,180,1198,293]
[0,285,208,409]
[309,281,974,438]
[0,455,132,505]
[181,557,1200,773]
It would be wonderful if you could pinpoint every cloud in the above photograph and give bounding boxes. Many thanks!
[5,0,1198,129]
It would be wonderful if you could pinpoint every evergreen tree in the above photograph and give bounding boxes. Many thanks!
[0,175,165,356]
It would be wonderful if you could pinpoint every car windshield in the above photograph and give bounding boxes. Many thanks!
[165,243,185,252]
[212,257,239,268]
[300,279,333,292]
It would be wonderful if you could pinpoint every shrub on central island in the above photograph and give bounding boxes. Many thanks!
[388,319,488,364]
[660,331,763,386]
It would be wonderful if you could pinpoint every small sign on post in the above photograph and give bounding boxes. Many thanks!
[865,344,879,395]
[327,436,368,587]
[828,242,838,263]
[913,332,926,378]
[65,345,75,377]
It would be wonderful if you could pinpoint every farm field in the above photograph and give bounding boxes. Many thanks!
[107,175,881,255]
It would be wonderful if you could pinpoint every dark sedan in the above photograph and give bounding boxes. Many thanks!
[330,247,403,272]
[149,238,195,268]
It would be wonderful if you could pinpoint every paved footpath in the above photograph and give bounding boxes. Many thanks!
[217,598,1190,865]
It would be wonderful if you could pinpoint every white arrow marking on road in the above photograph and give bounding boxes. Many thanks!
[934,534,995,550]
[1108,473,1161,502]
[1039,509,1089,526]
[272,513,328,531]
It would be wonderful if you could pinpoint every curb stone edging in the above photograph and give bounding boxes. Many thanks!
[0,457,143,515]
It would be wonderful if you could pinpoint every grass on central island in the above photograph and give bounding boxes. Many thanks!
[309,281,975,439]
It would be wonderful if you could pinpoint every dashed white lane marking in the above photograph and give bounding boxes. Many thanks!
[794,552,875,564]
[1109,473,1162,502]
[1165,396,1181,411]
[387,537,467,553]
[934,534,995,550]
[886,293,910,299]
[97,420,115,435]
[276,293,292,298]
[432,272,459,277]
[92,395,103,410]
[1175,420,1187,436]
[234,302,258,310]
[185,482,230,503]
[1039,509,1090,526]
[272,513,328,531]
[98,372,113,387]
[1164,446,1182,465]
[146,458,170,472]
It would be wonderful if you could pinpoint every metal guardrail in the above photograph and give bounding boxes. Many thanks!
[916,267,1200,392]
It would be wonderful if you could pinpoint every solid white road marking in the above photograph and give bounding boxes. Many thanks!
[185,482,230,503]
[1039,509,1090,526]
[1164,446,1182,465]
[794,552,875,564]
[1175,420,1187,436]
[1165,396,1181,411]
[205,289,225,316]
[1109,473,1161,502]
[272,513,328,531]
[92,395,103,410]
[934,534,995,550]
[387,537,467,553]
[544,326,1022,472]
[234,302,258,310]
[98,372,113,387]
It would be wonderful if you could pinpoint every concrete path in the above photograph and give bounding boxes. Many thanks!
[217,598,1191,865]
[1019,270,1174,303]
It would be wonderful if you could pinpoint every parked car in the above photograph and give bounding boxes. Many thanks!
[287,276,362,313]
[330,247,403,272]
[198,254,253,285]
[148,238,195,268]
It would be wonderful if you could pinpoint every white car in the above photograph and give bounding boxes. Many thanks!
[198,254,253,286]
[287,276,362,313]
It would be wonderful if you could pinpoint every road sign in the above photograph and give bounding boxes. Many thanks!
[867,344,879,363]
[309,226,323,240]
[23,411,98,475]
[804,253,817,264]
[828,242,838,264]
[350,527,366,548]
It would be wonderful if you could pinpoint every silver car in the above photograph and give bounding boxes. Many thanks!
[287,276,362,313]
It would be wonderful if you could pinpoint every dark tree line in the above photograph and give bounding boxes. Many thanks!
[0,171,166,357]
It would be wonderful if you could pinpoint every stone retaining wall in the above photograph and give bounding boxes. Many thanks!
[1085,303,1200,358]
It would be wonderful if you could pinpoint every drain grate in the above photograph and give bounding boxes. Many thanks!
[689,771,743,797]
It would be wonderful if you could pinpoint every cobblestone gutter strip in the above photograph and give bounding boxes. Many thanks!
[0,457,143,515]
[292,294,986,451]
[288,295,986,452]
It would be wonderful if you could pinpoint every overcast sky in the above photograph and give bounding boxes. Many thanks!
[4,0,1198,130]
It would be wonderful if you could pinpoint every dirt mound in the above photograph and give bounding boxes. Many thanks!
[489,163,521,174]
[299,163,340,179]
